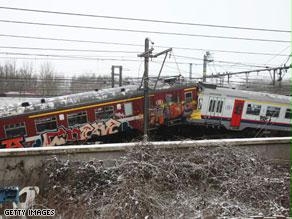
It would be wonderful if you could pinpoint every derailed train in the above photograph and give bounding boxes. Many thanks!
[0,83,198,148]
[189,84,291,133]
[0,81,290,149]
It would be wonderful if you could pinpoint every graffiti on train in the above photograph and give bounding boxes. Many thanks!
[1,118,133,148]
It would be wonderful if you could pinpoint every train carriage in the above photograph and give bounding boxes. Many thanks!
[0,83,198,149]
[190,83,291,133]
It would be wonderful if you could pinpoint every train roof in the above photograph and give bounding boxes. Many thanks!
[0,80,196,119]
[200,85,291,105]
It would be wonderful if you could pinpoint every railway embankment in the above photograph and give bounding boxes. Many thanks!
[35,139,292,217]
[0,137,290,186]
[0,137,290,218]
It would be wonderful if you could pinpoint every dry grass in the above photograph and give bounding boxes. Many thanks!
[36,143,291,218]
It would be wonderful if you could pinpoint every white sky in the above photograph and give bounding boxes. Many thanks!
[0,0,290,82]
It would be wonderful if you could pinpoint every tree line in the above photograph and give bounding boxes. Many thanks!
[0,62,111,97]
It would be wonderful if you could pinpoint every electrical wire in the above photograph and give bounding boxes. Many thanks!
[0,46,139,54]
[1,45,288,68]
[0,6,290,33]
[0,19,290,43]
[174,54,273,68]
[0,34,290,57]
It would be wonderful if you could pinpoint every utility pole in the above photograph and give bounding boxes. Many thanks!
[143,38,150,141]
[272,70,276,86]
[203,51,213,82]
[245,73,249,88]
[138,38,172,142]
[227,74,230,84]
[138,38,151,142]
[189,63,193,79]
[111,65,123,88]
[278,69,282,88]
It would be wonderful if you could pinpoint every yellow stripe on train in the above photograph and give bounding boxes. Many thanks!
[29,96,144,119]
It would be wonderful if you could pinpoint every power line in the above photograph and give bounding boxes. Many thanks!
[0,34,143,47]
[0,46,139,54]
[0,51,141,62]
[0,51,195,65]
[0,19,290,43]
[264,45,291,65]
[0,45,276,68]
[0,34,290,57]
[192,65,291,79]
[174,54,274,68]
[1,55,275,71]
[0,6,290,33]
[171,46,291,57]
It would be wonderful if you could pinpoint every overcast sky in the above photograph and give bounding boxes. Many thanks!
[0,0,290,82]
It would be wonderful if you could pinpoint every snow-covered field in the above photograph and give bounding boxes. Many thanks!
[0,97,41,107]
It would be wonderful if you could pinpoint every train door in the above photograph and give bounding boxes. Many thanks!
[230,99,245,128]
[183,91,194,116]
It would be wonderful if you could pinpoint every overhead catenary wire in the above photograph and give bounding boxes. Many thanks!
[172,54,275,68]
[1,76,286,86]
[0,34,290,57]
[0,45,276,68]
[0,6,290,33]
[0,55,273,71]
[0,46,139,54]
[0,51,142,62]
[264,45,291,65]
[0,51,224,66]
[192,65,291,79]
[0,19,290,43]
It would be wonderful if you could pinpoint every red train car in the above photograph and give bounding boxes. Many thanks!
[0,83,198,149]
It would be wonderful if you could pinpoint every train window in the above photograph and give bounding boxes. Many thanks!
[67,111,88,127]
[285,108,291,119]
[95,106,114,120]
[35,117,57,133]
[266,106,280,118]
[198,98,202,110]
[246,103,261,116]
[165,94,178,104]
[124,102,133,116]
[4,122,27,138]
[165,94,172,103]
[216,100,223,113]
[208,100,213,112]
[185,92,193,103]
[208,99,216,112]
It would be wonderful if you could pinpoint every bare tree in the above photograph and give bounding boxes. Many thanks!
[18,62,37,95]
[38,62,59,96]
[0,61,17,94]
[70,73,110,94]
